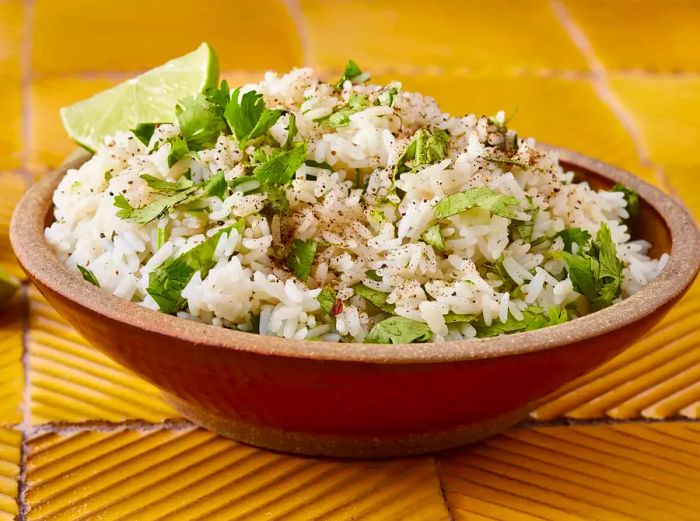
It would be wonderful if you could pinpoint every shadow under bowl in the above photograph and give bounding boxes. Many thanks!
[10,146,700,457]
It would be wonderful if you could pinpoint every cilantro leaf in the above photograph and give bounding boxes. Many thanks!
[305,160,332,170]
[434,187,520,219]
[165,136,190,167]
[113,194,134,219]
[254,142,306,185]
[377,82,401,107]
[561,251,600,303]
[284,113,297,150]
[140,174,194,194]
[557,228,591,253]
[156,225,168,250]
[475,306,568,337]
[353,283,395,314]
[483,155,528,169]
[201,171,227,200]
[175,89,229,150]
[558,222,623,311]
[229,175,261,193]
[147,226,232,313]
[421,224,445,251]
[317,93,370,128]
[335,59,365,90]
[444,312,477,324]
[365,269,382,281]
[317,286,336,314]
[260,183,289,215]
[396,128,450,176]
[77,265,99,287]
[612,182,640,222]
[286,239,317,281]
[365,316,431,344]
[224,88,283,146]
[131,123,159,147]
[511,197,538,242]
[130,189,196,224]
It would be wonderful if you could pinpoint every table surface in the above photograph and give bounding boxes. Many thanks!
[1,1,700,519]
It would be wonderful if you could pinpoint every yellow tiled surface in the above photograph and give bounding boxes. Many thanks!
[0,1,23,171]
[301,0,588,72]
[0,429,21,521]
[439,423,700,520]
[1,0,699,518]
[24,427,448,520]
[27,287,177,423]
[564,0,700,72]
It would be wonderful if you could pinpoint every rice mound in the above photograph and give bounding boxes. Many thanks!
[45,67,668,343]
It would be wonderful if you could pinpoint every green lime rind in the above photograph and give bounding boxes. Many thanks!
[61,42,219,152]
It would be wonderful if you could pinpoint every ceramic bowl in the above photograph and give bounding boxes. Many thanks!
[11,147,700,457]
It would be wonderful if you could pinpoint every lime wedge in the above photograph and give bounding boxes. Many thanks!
[0,266,20,308]
[61,42,219,151]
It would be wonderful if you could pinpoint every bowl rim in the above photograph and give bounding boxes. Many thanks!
[10,146,700,364]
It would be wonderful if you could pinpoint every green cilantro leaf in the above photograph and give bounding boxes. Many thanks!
[113,194,134,219]
[443,312,477,324]
[365,316,431,344]
[396,128,450,176]
[131,123,159,147]
[131,189,197,224]
[483,155,528,169]
[434,187,520,219]
[511,197,538,242]
[353,283,395,314]
[317,93,370,128]
[147,226,233,313]
[229,175,261,193]
[284,113,297,150]
[335,59,365,90]
[175,88,229,150]
[475,306,568,337]
[421,224,445,251]
[557,228,591,253]
[305,160,332,170]
[156,225,168,250]
[317,286,337,314]
[365,269,382,281]
[260,183,289,215]
[612,182,640,222]
[77,265,100,287]
[201,171,227,200]
[558,222,623,311]
[254,142,306,185]
[224,88,283,146]
[286,239,317,281]
[165,136,190,167]
[377,82,401,107]
[140,174,194,194]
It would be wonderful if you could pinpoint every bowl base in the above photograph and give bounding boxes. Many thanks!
[162,393,533,458]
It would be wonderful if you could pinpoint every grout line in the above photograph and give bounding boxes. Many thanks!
[16,282,31,521]
[433,458,456,521]
[280,0,313,67]
[29,67,700,81]
[14,414,700,438]
[19,0,34,187]
[549,0,676,193]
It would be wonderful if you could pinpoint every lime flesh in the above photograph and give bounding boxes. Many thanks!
[0,266,20,308]
[61,42,219,151]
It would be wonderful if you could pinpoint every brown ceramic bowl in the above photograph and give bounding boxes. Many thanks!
[11,147,700,457]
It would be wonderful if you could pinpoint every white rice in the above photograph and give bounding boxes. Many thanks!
[45,66,669,343]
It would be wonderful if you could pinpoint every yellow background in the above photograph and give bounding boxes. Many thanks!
[1,0,699,519]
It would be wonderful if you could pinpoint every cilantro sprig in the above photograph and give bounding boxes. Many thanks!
[557,222,623,311]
